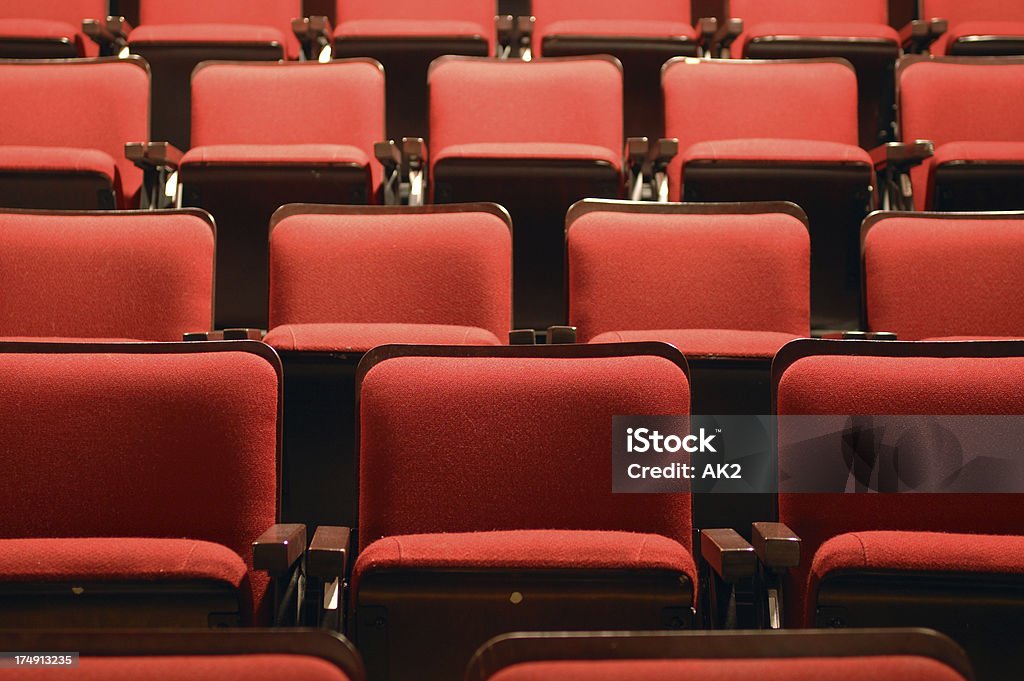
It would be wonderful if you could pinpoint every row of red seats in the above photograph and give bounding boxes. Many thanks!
[2,55,1022,331]
[0,628,974,681]
[0,336,1021,679]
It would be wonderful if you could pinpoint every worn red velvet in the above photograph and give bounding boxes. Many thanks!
[355,530,697,594]
[533,0,693,56]
[899,59,1024,210]
[568,209,809,345]
[865,215,1024,339]
[590,330,802,359]
[0,60,147,207]
[777,352,1024,626]
[489,657,967,681]
[264,323,501,353]
[0,349,280,619]
[0,211,214,341]
[358,354,691,550]
[663,59,860,201]
[3,655,351,681]
[188,61,385,189]
[268,210,511,340]
[335,0,496,48]
[136,0,301,58]
[429,58,623,181]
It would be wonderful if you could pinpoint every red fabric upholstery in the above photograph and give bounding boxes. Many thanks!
[663,59,859,201]
[358,353,691,551]
[433,142,622,169]
[735,21,898,58]
[590,330,802,359]
[568,209,809,343]
[776,351,1024,625]
[0,146,116,184]
[0,0,105,56]
[0,18,78,40]
[189,61,385,189]
[0,211,214,341]
[181,144,369,167]
[927,142,1024,207]
[264,323,502,353]
[729,0,888,25]
[899,59,1024,209]
[335,0,496,48]
[268,210,511,339]
[137,0,300,58]
[926,336,1023,341]
[533,0,693,56]
[354,530,696,591]
[429,58,622,180]
[933,21,1024,55]
[0,538,247,588]
[0,60,147,208]
[682,138,871,165]
[8,655,351,681]
[489,657,967,681]
[0,348,280,619]
[864,215,1024,340]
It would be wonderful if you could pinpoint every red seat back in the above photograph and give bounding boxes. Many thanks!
[729,0,887,24]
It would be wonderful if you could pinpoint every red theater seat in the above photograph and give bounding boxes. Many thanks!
[0,629,365,681]
[0,58,148,210]
[863,212,1024,340]
[0,0,106,58]
[348,343,695,681]
[264,203,510,528]
[663,57,873,330]
[333,0,496,139]
[774,338,1024,681]
[0,209,214,342]
[728,0,899,148]
[924,0,1024,55]
[898,56,1024,211]
[429,56,626,330]
[181,60,385,330]
[467,630,973,681]
[531,0,699,137]
[125,0,303,149]
[567,199,809,414]
[0,341,289,628]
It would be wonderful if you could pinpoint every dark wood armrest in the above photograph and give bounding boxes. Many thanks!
[307,526,351,580]
[702,528,756,582]
[901,18,947,52]
[509,329,538,345]
[253,524,307,577]
[711,18,744,55]
[83,16,131,52]
[816,331,898,341]
[126,141,184,172]
[375,140,401,173]
[647,138,679,169]
[869,140,934,171]
[697,17,718,55]
[625,137,650,168]
[183,329,263,341]
[292,15,333,60]
[547,326,577,345]
[752,522,801,570]
[402,137,428,172]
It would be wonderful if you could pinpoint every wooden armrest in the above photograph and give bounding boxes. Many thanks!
[702,528,756,582]
[253,524,307,576]
[126,141,184,172]
[752,522,801,570]
[901,18,947,52]
[183,329,263,341]
[307,526,351,580]
[509,329,538,346]
[547,326,577,345]
[869,141,934,171]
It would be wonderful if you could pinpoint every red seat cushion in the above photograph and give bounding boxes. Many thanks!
[129,23,293,58]
[434,142,622,170]
[736,21,898,58]
[541,19,697,40]
[0,18,79,41]
[489,657,967,681]
[181,144,370,168]
[21,655,351,681]
[924,336,1024,341]
[933,21,1024,55]
[264,323,501,353]
[355,530,696,602]
[0,337,139,343]
[590,329,802,359]
[683,138,872,166]
[0,537,247,588]
[0,146,116,184]
[808,531,1024,623]
[335,19,490,39]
